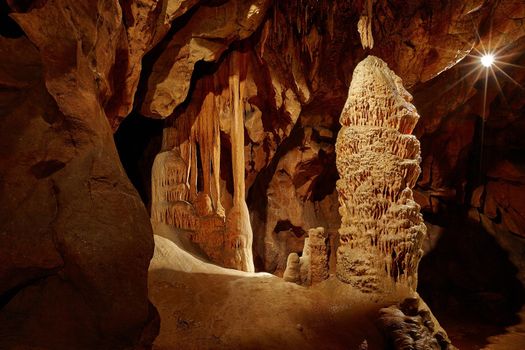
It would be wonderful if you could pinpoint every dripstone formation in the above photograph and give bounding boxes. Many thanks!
[283,227,330,286]
[336,56,426,293]
[150,51,255,272]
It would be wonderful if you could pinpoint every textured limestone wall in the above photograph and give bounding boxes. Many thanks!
[336,56,426,292]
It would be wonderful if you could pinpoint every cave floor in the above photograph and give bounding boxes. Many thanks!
[148,222,525,349]
[148,223,413,350]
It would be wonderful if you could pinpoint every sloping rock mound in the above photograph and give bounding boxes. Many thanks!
[0,10,156,350]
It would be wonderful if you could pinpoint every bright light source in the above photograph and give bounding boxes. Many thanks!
[481,54,494,67]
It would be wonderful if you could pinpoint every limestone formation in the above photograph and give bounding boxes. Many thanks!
[283,253,301,284]
[4,0,525,348]
[223,51,255,272]
[150,50,255,271]
[151,148,196,229]
[150,84,228,265]
[308,227,330,284]
[141,0,271,118]
[377,297,455,350]
[336,56,426,292]
[357,0,374,49]
[283,227,329,286]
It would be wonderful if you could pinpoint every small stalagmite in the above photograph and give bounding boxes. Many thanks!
[283,227,329,286]
[308,227,330,284]
[335,55,426,292]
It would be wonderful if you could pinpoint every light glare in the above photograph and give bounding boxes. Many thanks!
[481,54,494,67]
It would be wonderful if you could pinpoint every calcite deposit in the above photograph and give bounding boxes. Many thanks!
[336,56,426,292]
[283,227,330,286]
[150,50,255,272]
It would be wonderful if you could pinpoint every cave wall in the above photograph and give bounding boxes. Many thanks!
[0,1,159,349]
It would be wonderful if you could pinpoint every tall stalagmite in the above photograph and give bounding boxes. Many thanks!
[336,56,425,293]
[225,51,255,272]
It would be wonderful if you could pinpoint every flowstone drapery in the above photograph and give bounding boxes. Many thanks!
[335,55,426,292]
[150,51,254,272]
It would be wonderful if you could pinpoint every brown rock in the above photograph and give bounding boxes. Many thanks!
[283,227,330,286]
[486,181,525,238]
[140,0,271,118]
[1,4,156,347]
[109,0,200,129]
[471,185,485,208]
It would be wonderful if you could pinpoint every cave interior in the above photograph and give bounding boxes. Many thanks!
[1,0,525,349]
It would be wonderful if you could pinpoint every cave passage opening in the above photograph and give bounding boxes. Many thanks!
[114,111,164,207]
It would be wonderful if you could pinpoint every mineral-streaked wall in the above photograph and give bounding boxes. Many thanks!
[336,56,425,292]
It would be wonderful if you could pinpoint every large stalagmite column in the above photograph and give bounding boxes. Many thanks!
[336,56,426,293]
[225,51,255,272]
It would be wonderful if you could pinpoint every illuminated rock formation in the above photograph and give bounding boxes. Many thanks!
[141,0,271,118]
[335,55,425,292]
[283,227,329,286]
[308,227,330,284]
[283,253,301,284]
[150,75,227,265]
[150,50,255,272]
[224,52,255,272]
[357,0,374,49]
[151,148,196,229]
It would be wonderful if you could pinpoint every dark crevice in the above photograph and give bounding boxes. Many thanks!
[248,121,305,222]
[114,112,164,208]
[0,267,61,309]
[0,1,24,38]
[274,220,306,238]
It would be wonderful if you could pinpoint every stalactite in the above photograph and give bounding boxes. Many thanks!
[259,20,271,59]
[150,61,231,267]
[211,81,224,217]
[335,56,425,293]
[358,0,374,49]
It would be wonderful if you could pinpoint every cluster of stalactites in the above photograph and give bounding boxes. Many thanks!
[157,72,226,223]
[150,51,255,272]
[264,0,338,66]
[335,55,426,293]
